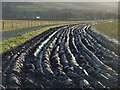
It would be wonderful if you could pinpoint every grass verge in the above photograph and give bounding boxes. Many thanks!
[0,23,79,54]
[93,20,118,40]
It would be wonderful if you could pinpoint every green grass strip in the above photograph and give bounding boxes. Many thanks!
[93,20,118,40]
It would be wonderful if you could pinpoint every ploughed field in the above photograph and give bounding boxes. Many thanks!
[2,24,120,89]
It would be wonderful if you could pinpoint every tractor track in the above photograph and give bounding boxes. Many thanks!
[2,24,120,89]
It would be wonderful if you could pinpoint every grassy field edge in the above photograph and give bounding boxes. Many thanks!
[92,20,118,40]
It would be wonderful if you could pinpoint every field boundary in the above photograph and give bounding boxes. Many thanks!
[1,20,79,32]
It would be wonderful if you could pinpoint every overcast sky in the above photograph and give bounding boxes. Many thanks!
[1,0,119,2]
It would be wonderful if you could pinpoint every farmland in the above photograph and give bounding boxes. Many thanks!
[2,24,120,89]
[1,20,119,54]
[1,2,119,89]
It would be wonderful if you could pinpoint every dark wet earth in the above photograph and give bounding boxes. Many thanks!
[2,24,120,89]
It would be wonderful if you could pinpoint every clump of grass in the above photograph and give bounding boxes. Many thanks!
[94,20,118,40]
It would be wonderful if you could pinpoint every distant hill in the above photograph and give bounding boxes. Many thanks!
[2,2,118,20]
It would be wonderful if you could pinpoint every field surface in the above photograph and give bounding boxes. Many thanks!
[2,24,119,89]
